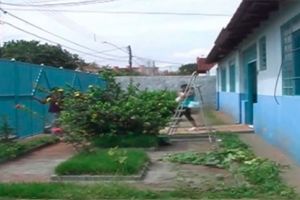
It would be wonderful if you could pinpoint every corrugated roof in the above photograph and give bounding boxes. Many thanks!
[206,0,283,63]
[197,57,215,73]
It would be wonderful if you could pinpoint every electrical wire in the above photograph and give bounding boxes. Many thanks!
[3,8,232,16]
[11,0,129,59]
[0,20,128,62]
[1,0,120,7]
[0,8,128,59]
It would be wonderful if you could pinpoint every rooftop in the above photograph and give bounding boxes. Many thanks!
[206,0,283,63]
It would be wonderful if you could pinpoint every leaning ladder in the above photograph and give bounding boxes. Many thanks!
[167,71,217,143]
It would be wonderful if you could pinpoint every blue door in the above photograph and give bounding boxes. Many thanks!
[241,45,257,125]
[245,61,257,124]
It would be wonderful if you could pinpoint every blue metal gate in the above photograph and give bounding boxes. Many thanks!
[0,59,105,137]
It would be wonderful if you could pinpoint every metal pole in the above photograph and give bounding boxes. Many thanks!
[128,45,132,70]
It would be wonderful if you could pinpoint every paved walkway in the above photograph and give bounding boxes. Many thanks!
[160,124,253,135]
[240,134,300,193]
[0,142,74,182]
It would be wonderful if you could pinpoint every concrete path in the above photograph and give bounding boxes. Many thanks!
[0,142,74,182]
[240,134,300,193]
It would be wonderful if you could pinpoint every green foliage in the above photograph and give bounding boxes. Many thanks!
[0,135,59,162]
[93,134,159,148]
[178,63,197,75]
[0,116,14,142]
[165,133,297,199]
[60,71,177,149]
[55,148,149,175]
[0,40,87,69]
[0,183,161,200]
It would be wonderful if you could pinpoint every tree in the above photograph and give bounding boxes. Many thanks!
[178,63,197,75]
[0,40,87,70]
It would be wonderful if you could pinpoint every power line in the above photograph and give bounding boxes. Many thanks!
[0,20,128,63]
[0,8,128,60]
[2,8,232,16]
[1,0,120,7]
[20,0,129,58]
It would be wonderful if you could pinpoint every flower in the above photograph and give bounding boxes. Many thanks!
[74,92,81,97]
[15,104,24,109]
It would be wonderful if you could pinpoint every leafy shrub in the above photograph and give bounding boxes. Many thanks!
[0,116,14,142]
[60,71,176,149]
[93,134,159,148]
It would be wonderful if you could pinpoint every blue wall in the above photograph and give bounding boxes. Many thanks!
[0,60,106,138]
[254,95,300,164]
[218,92,241,123]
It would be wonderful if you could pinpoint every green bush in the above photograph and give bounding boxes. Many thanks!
[55,148,149,175]
[60,71,176,149]
[93,134,159,148]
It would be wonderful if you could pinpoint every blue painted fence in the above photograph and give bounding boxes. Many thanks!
[0,59,106,138]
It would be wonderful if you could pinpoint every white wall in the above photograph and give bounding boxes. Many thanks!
[218,1,300,96]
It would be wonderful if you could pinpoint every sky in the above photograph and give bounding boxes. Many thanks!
[0,0,242,70]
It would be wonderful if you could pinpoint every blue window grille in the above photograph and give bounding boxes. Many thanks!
[259,36,267,71]
[229,63,236,92]
[281,14,300,95]
[221,67,227,92]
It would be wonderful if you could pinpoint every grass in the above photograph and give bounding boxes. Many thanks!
[55,148,149,175]
[0,182,295,200]
[0,135,59,162]
[92,134,161,148]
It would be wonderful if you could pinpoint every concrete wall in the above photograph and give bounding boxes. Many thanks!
[216,1,300,164]
[116,76,216,107]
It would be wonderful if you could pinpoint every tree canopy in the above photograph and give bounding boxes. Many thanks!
[178,63,197,75]
[0,40,87,70]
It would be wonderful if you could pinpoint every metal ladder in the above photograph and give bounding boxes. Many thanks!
[167,71,217,143]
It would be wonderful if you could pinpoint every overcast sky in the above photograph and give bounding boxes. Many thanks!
[0,0,242,69]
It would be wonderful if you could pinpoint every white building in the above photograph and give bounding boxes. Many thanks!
[206,0,300,164]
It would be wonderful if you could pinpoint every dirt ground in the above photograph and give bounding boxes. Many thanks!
[132,141,239,191]
[240,134,300,193]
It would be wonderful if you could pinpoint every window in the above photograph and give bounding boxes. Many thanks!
[282,15,300,95]
[229,63,236,92]
[259,36,267,71]
[221,67,227,92]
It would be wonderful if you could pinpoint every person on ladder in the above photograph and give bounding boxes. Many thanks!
[176,83,199,131]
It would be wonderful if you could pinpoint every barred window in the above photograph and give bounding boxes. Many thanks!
[259,36,267,71]
[281,16,300,95]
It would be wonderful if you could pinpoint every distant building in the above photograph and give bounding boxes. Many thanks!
[137,65,159,76]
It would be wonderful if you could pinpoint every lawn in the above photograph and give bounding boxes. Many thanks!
[55,148,149,175]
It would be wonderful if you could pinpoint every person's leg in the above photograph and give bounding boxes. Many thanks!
[183,108,197,128]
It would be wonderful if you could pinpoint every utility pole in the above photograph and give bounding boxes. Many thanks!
[128,45,132,70]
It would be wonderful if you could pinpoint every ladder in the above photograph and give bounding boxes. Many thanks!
[167,71,217,143]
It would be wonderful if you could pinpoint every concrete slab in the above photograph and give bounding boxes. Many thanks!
[0,142,74,182]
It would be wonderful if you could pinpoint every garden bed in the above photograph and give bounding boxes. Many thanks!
[53,148,150,181]
[0,135,60,164]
